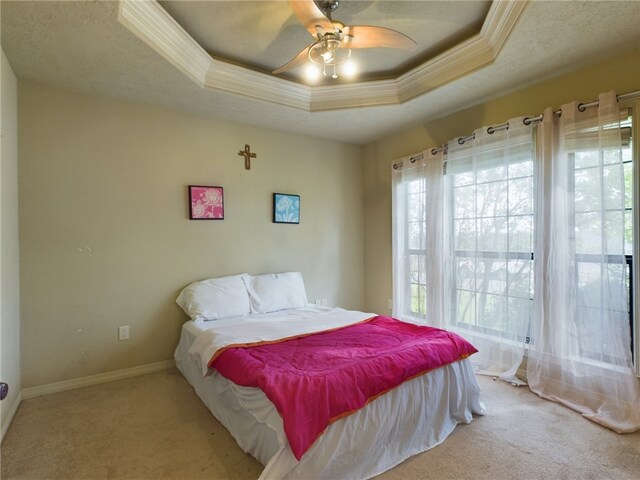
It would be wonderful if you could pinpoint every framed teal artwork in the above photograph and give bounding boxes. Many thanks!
[273,193,300,224]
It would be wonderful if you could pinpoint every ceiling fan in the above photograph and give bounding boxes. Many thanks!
[273,0,417,79]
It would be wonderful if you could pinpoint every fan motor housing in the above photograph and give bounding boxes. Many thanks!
[315,1,340,16]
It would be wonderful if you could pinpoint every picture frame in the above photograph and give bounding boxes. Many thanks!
[188,185,224,220]
[273,193,300,224]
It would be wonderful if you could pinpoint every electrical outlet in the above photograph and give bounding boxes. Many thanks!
[118,325,130,341]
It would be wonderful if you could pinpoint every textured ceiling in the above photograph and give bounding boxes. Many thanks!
[1,1,639,145]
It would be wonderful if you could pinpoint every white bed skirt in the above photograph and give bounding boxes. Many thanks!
[175,321,485,479]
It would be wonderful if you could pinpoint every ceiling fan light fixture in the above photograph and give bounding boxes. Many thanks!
[320,49,334,63]
[273,0,416,80]
[308,33,344,66]
[307,34,352,79]
[304,64,321,82]
[342,59,357,78]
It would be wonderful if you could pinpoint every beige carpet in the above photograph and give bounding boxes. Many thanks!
[1,368,638,479]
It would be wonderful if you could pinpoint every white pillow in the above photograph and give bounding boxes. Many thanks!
[242,271,308,314]
[176,274,251,321]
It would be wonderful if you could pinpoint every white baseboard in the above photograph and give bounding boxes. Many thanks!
[21,359,175,400]
[1,391,22,443]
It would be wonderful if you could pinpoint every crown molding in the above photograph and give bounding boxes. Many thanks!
[204,59,311,110]
[311,79,400,111]
[482,0,528,50]
[118,0,527,112]
[118,0,211,85]
[396,35,494,103]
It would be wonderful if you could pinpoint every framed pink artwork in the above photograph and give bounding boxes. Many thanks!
[188,185,224,220]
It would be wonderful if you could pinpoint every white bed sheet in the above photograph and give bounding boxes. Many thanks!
[175,306,485,479]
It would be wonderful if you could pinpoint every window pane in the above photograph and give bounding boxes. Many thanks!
[408,193,423,222]
[455,219,476,251]
[603,164,624,210]
[409,255,426,285]
[477,165,505,183]
[508,215,533,252]
[455,290,475,325]
[625,210,633,256]
[478,217,507,252]
[604,211,624,255]
[477,181,507,217]
[455,257,475,291]
[408,179,424,194]
[410,283,426,314]
[603,148,622,166]
[476,292,507,331]
[574,150,599,169]
[574,166,602,212]
[509,177,533,215]
[575,211,601,255]
[476,259,506,295]
[624,161,633,209]
[508,161,533,179]
[606,263,628,308]
[507,297,532,336]
[576,262,602,308]
[454,185,475,219]
[576,262,629,362]
[454,171,474,187]
[508,260,533,298]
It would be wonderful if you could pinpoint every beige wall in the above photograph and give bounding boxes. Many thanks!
[19,81,364,388]
[1,49,21,438]
[363,49,640,315]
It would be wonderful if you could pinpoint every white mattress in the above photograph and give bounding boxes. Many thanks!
[174,306,485,479]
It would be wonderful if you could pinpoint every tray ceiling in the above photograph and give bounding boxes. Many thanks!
[159,0,491,82]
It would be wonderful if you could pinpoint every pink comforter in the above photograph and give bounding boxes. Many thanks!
[211,315,477,460]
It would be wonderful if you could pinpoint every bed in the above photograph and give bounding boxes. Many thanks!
[173,272,485,479]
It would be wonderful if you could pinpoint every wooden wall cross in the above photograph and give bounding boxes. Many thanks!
[238,144,257,170]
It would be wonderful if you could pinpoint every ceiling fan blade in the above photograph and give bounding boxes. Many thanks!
[289,0,335,36]
[341,25,417,50]
[273,45,312,74]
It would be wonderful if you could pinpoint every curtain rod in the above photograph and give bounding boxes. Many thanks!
[392,89,639,170]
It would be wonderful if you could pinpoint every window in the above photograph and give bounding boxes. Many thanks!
[448,157,534,341]
[392,97,640,428]
[406,177,427,315]
[393,110,634,352]
[573,110,634,361]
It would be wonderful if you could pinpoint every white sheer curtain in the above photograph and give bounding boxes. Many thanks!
[390,90,639,433]
[528,91,640,432]
[444,119,535,383]
[392,149,447,325]
[424,149,448,328]
[392,153,428,322]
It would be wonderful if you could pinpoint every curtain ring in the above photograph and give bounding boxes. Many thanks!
[457,137,465,145]
[431,148,439,156]
[487,127,495,134]
[393,163,400,170]
[523,117,532,125]
[577,103,586,112]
